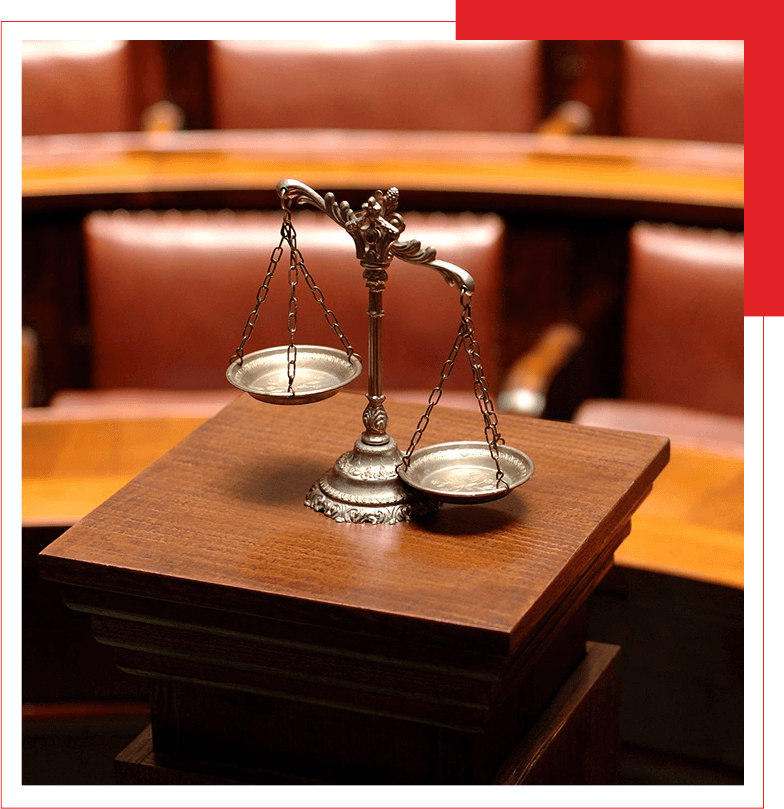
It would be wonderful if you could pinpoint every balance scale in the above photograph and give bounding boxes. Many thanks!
[226,179,534,524]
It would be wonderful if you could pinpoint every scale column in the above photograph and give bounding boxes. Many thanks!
[301,199,440,522]
[362,267,390,446]
[275,180,440,523]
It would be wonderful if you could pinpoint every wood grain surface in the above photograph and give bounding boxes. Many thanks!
[40,392,668,655]
[25,403,739,587]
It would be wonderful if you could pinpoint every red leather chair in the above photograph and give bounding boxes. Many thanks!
[621,40,744,144]
[209,40,542,133]
[22,40,172,136]
[574,222,744,455]
[49,208,505,417]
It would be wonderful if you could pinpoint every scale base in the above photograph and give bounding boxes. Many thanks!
[305,436,441,524]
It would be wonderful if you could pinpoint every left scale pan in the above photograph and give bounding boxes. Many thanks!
[226,345,362,405]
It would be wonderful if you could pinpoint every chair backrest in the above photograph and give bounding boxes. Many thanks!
[623,223,744,418]
[22,39,138,135]
[22,40,138,136]
[83,208,505,395]
[208,40,541,133]
[621,40,744,143]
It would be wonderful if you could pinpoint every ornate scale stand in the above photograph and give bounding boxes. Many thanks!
[226,179,534,524]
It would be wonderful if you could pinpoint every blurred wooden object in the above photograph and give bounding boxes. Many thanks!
[140,100,185,133]
[537,101,593,136]
[22,130,744,216]
[498,322,584,417]
[22,410,212,528]
[22,327,38,408]
[39,393,668,784]
[541,41,623,137]
[617,445,743,589]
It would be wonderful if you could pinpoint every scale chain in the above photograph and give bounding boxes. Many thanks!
[398,320,465,471]
[291,249,358,360]
[286,236,299,392]
[459,290,508,490]
[399,287,508,491]
[230,214,293,366]
[230,210,358,372]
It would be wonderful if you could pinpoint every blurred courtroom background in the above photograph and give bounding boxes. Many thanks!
[21,40,744,786]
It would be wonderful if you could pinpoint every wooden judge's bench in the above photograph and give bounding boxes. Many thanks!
[39,393,668,784]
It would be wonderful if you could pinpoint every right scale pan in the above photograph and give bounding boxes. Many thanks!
[398,441,534,505]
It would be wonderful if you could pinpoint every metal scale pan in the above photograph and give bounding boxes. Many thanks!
[398,441,534,505]
[226,345,362,405]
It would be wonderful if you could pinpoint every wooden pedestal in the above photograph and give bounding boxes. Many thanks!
[114,640,621,785]
[40,392,668,784]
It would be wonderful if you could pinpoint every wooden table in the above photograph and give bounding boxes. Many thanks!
[37,392,668,784]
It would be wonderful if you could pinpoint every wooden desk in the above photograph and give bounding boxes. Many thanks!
[23,130,743,222]
[617,445,743,589]
[38,392,668,784]
[23,414,208,528]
